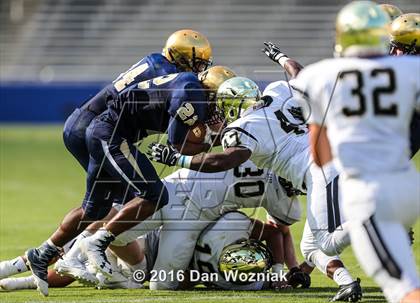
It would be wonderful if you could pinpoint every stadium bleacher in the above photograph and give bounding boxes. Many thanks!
[0,0,418,122]
[1,0,418,82]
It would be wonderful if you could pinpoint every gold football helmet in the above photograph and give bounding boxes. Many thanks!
[198,66,236,100]
[163,29,212,73]
[379,4,403,21]
[199,66,236,127]
[390,13,420,55]
[219,239,272,285]
[335,1,390,57]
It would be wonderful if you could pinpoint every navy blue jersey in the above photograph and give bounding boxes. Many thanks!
[105,72,208,145]
[81,53,179,114]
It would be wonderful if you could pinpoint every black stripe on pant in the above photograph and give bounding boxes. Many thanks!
[362,215,402,279]
[327,176,341,233]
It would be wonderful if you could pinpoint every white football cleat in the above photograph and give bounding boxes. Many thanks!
[79,231,114,278]
[0,276,36,290]
[54,257,97,286]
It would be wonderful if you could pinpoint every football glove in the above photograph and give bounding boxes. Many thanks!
[147,143,181,166]
[286,267,311,289]
[262,41,289,66]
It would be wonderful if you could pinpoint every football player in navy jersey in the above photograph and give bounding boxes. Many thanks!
[76,67,235,277]
[63,29,212,171]
[24,30,217,296]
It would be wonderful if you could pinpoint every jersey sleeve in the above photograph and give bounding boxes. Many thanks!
[112,57,152,93]
[292,66,325,125]
[221,123,259,152]
[167,82,208,145]
[168,82,208,125]
[262,80,293,105]
[112,54,177,94]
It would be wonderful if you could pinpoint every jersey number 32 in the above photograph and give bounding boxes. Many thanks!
[339,68,397,117]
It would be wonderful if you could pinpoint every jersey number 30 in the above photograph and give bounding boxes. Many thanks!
[339,68,397,117]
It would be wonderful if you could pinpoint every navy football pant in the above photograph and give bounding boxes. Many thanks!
[63,108,96,171]
[82,119,168,220]
[62,89,109,171]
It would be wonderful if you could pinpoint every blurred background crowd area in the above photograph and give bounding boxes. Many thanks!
[0,0,418,122]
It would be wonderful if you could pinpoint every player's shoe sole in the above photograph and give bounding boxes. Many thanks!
[25,249,49,296]
[54,258,97,286]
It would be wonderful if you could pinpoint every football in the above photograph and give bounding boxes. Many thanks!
[186,121,207,144]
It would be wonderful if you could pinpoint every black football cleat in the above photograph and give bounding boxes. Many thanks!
[25,244,59,296]
[330,278,362,302]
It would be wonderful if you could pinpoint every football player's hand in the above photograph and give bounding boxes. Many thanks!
[285,267,311,289]
[147,143,181,166]
[262,41,289,66]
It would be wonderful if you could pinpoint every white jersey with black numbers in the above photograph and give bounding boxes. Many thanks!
[192,212,265,290]
[221,105,312,191]
[293,55,420,176]
[163,160,301,225]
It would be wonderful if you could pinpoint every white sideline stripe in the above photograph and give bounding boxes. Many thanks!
[101,140,145,194]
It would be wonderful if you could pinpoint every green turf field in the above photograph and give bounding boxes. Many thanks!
[0,125,419,303]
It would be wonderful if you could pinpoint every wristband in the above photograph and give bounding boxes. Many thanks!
[277,54,289,68]
[177,155,193,168]
[272,263,285,274]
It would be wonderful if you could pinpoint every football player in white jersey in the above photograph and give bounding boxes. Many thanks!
[1,161,302,292]
[148,76,362,301]
[106,159,301,290]
[293,2,420,303]
[262,79,365,302]
[192,211,276,290]
[1,212,300,292]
